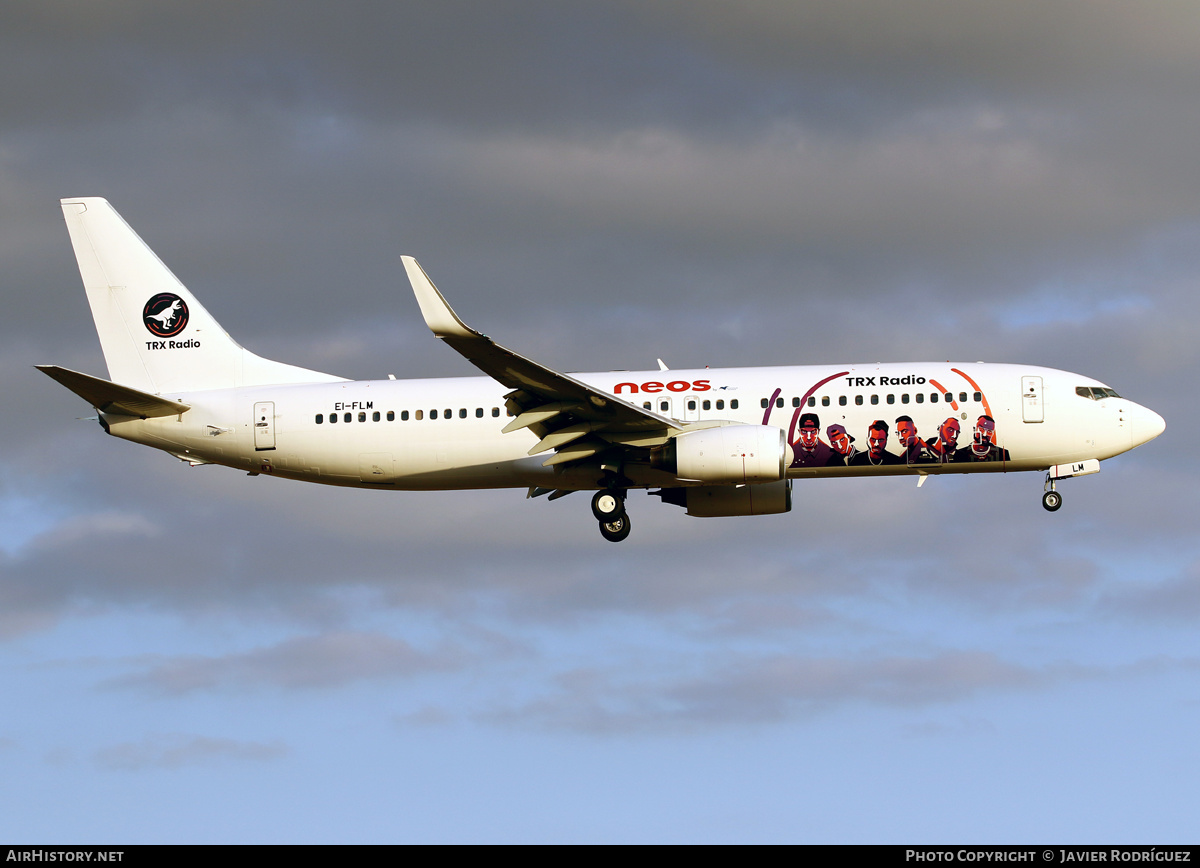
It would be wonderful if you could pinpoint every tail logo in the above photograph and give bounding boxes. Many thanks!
[142,293,189,337]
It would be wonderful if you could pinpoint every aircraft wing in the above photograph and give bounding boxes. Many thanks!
[36,365,190,418]
[402,257,680,467]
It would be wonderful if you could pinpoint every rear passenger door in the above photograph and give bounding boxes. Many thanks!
[253,401,276,450]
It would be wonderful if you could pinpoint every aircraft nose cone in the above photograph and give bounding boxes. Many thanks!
[1132,404,1166,446]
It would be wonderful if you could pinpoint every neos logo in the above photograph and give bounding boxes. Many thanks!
[614,379,711,394]
[142,293,189,338]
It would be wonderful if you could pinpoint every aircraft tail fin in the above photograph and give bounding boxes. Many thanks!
[60,198,344,394]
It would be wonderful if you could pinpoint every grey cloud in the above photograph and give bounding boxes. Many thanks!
[0,423,1184,637]
[3,0,1194,646]
[93,733,288,771]
[106,631,470,695]
[483,650,1045,734]
[649,1,1200,97]
[900,716,998,739]
[1098,561,1200,623]
[393,706,454,728]
[483,653,1200,735]
[13,1,1199,133]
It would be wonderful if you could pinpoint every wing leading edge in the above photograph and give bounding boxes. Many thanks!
[401,257,679,468]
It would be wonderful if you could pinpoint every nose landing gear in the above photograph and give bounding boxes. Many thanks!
[1040,459,1100,512]
[592,489,630,542]
[1042,474,1062,512]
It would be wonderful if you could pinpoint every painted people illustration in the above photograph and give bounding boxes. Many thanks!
[825,423,857,466]
[926,417,961,464]
[792,412,833,467]
[955,414,1010,462]
[895,415,933,464]
[849,419,902,465]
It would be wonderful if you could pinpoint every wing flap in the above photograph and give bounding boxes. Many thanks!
[37,365,190,418]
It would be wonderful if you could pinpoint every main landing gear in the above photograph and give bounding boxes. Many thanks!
[592,489,631,542]
[1042,474,1062,512]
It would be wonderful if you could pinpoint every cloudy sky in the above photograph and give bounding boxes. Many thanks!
[2,0,1198,843]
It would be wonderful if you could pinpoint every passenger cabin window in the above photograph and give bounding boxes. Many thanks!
[761,398,769,409]
[659,400,669,412]
[973,392,982,402]
[915,393,924,404]
[492,407,500,417]
[459,408,467,418]
[730,399,739,409]
[415,410,423,420]
[792,397,801,407]
[716,399,725,410]
[821,396,830,407]
[343,412,351,423]
[476,408,483,418]
[444,408,452,419]
[329,413,337,424]
[373,411,380,421]
[871,395,879,405]
[702,400,711,410]
[807,397,816,407]
[388,411,395,421]
[358,412,366,422]
[430,409,438,420]
[928,393,936,403]
[315,414,323,424]
[855,395,863,406]
[886,394,895,405]
[687,400,696,411]
[839,396,847,406]
[643,401,652,410]
[959,392,968,403]
[901,394,909,404]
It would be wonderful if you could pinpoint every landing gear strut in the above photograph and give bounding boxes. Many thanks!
[592,488,630,542]
[1042,474,1062,512]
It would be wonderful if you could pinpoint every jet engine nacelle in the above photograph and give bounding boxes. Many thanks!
[656,424,790,484]
[657,479,792,517]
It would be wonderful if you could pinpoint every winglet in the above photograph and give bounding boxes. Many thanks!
[401,256,475,339]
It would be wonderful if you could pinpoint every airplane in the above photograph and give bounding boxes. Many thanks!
[39,198,1166,542]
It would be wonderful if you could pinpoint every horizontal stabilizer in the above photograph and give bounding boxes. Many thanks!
[36,365,190,418]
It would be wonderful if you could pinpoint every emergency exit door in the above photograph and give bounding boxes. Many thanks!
[1021,376,1043,423]
[253,401,276,450]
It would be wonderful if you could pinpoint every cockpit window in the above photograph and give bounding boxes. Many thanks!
[1077,386,1122,400]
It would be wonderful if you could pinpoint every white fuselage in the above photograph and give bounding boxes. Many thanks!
[103,361,1162,491]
